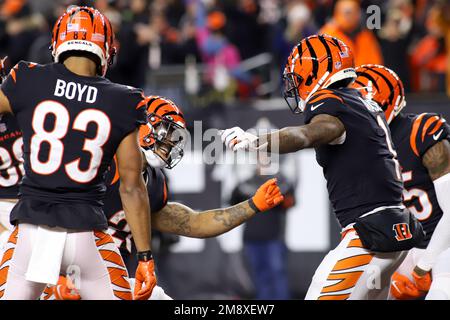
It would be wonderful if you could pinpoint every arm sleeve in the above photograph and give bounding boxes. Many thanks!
[417,173,450,271]
[410,113,450,158]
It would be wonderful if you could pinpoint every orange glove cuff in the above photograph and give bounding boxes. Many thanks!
[248,198,260,213]
[412,271,432,292]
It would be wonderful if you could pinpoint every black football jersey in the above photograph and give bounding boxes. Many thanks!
[104,158,168,253]
[0,61,147,230]
[303,88,404,228]
[0,114,24,199]
[390,113,450,248]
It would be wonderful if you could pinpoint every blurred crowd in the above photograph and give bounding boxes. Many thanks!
[1,0,449,99]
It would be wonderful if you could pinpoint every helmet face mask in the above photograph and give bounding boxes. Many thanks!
[142,113,187,169]
[283,72,304,114]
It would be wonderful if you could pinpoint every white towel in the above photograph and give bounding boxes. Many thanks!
[25,225,67,285]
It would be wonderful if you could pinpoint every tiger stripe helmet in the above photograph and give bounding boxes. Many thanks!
[352,64,406,124]
[284,34,356,113]
[139,96,187,169]
[51,6,116,76]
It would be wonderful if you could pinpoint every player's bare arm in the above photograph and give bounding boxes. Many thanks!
[116,129,152,252]
[221,114,345,154]
[117,129,157,299]
[152,178,284,238]
[422,140,450,181]
[152,201,256,238]
[264,114,345,153]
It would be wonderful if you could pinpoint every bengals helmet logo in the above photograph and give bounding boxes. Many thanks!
[393,223,413,241]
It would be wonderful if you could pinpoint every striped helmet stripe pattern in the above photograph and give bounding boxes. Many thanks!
[304,38,319,86]
[51,6,116,76]
[352,64,406,124]
[283,34,356,113]
[318,35,333,73]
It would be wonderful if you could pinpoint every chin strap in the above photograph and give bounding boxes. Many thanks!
[141,148,166,168]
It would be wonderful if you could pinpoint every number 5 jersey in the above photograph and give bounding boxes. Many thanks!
[389,112,450,247]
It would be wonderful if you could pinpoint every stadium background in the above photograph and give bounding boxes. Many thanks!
[0,0,449,299]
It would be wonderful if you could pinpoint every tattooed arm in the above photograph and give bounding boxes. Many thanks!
[422,140,450,180]
[261,114,345,154]
[151,201,257,238]
[415,139,450,276]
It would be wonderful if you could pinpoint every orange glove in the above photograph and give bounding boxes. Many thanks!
[390,272,422,300]
[250,178,285,212]
[412,268,432,292]
[134,258,157,300]
[53,275,81,300]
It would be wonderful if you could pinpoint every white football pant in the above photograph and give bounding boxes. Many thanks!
[305,229,407,300]
[0,223,132,300]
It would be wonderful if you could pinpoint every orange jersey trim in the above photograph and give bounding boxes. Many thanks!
[309,93,344,105]
[110,156,120,185]
[410,113,426,157]
[429,120,444,135]
[421,116,439,142]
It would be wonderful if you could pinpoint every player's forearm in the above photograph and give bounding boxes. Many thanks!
[152,201,257,238]
[262,127,311,154]
[120,182,152,251]
[194,200,257,237]
[261,116,345,154]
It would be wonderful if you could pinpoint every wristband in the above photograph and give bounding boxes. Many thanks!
[248,198,260,213]
[137,250,153,262]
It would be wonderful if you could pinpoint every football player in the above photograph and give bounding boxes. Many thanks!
[0,57,24,253]
[108,96,284,272]
[0,6,155,300]
[221,34,425,300]
[353,64,450,300]
[45,95,285,300]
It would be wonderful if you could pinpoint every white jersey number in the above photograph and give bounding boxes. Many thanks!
[359,97,402,181]
[0,137,24,187]
[30,101,111,183]
[376,115,402,181]
[402,171,433,221]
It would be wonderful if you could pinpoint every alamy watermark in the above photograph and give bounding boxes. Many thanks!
[173,121,280,175]
[366,5,381,30]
